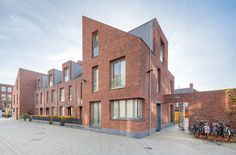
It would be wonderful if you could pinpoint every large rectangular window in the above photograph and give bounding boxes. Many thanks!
[49,74,53,86]
[1,94,6,101]
[111,99,143,120]
[64,68,69,82]
[7,87,12,92]
[170,80,174,94]
[60,88,65,102]
[92,66,99,92]
[46,91,49,103]
[1,86,6,92]
[111,58,126,89]
[90,102,101,127]
[92,31,98,57]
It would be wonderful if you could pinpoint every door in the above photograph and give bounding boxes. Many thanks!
[170,104,174,123]
[90,102,101,127]
[156,103,161,131]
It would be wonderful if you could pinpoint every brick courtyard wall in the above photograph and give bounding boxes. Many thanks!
[164,89,236,128]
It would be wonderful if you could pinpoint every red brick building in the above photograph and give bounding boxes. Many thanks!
[12,16,177,138]
[0,83,13,115]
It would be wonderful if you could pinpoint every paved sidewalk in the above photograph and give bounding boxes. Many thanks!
[0,118,235,155]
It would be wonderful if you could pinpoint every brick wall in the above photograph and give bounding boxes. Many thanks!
[164,89,236,128]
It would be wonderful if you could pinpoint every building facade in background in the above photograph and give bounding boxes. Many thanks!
[12,17,175,138]
[0,83,13,116]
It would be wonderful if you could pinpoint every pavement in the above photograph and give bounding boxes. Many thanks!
[0,117,235,155]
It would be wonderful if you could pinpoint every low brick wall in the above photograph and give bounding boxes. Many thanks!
[164,89,236,128]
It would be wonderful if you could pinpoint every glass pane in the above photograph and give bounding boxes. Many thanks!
[119,100,126,118]
[112,101,119,119]
[113,62,120,88]
[93,33,98,57]
[120,60,126,87]
[133,99,138,118]
[138,100,142,118]
[93,67,98,92]
[127,100,134,118]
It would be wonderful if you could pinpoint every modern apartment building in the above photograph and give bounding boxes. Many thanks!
[13,17,176,138]
[0,83,13,113]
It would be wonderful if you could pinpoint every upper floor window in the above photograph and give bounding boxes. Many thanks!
[36,94,39,104]
[37,79,41,90]
[1,94,6,101]
[64,68,69,82]
[1,86,6,92]
[157,68,161,93]
[160,41,164,63]
[49,74,53,86]
[92,66,99,92]
[170,80,174,94]
[7,87,12,92]
[92,31,98,57]
[110,58,126,89]
[51,90,56,103]
[46,91,49,103]
[7,94,12,101]
[69,86,72,100]
[60,88,65,102]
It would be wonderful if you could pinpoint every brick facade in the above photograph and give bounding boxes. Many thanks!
[0,83,13,112]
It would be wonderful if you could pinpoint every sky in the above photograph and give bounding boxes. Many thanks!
[0,0,236,91]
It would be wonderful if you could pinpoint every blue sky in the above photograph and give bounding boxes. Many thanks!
[0,0,236,91]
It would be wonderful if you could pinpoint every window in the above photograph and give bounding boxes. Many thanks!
[160,41,164,63]
[111,99,143,120]
[92,66,99,92]
[1,94,6,101]
[157,68,161,92]
[68,107,73,116]
[1,86,6,92]
[49,74,53,86]
[7,87,12,92]
[69,86,72,100]
[37,79,41,90]
[60,88,65,102]
[46,91,49,103]
[51,90,56,103]
[170,80,174,94]
[90,102,101,127]
[92,31,98,57]
[64,68,69,82]
[7,95,12,101]
[111,58,126,89]
[14,95,15,104]
[40,93,42,104]
[46,108,50,115]
[60,106,64,116]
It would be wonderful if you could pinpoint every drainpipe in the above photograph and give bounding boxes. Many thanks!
[149,48,152,135]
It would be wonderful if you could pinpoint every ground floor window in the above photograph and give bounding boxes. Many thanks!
[40,108,43,115]
[111,99,143,120]
[60,106,64,116]
[46,107,49,115]
[90,102,101,127]
[68,107,73,116]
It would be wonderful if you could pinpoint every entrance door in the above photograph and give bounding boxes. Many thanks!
[156,103,161,131]
[90,102,101,127]
[170,104,174,123]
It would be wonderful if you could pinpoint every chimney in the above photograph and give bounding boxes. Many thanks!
[190,83,193,89]
[77,60,82,65]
